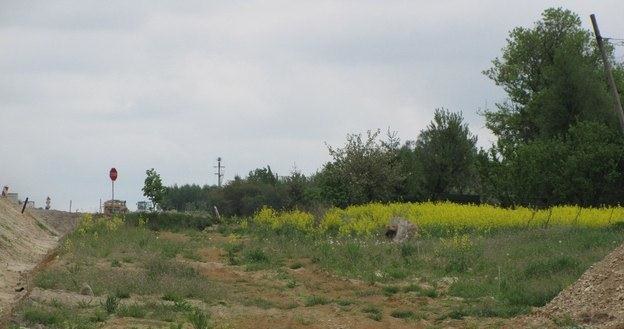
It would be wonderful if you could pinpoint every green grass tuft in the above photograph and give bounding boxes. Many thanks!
[303,295,330,307]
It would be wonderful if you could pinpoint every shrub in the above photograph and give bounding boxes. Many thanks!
[124,212,216,231]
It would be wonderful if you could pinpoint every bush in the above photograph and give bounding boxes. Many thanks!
[124,212,216,231]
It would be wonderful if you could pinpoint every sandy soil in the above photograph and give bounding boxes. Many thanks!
[0,199,79,324]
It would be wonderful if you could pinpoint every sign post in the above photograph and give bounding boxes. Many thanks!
[109,168,118,202]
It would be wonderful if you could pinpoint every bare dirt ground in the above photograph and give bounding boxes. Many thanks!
[0,199,79,324]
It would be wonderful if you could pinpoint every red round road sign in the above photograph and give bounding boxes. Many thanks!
[109,168,118,181]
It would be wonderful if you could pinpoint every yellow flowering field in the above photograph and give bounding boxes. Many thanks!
[254,202,624,235]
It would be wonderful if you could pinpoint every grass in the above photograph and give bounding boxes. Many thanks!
[116,303,147,318]
[390,309,418,319]
[303,295,330,307]
[102,295,118,314]
[231,223,624,316]
[34,222,224,302]
[21,302,102,328]
[382,285,400,296]
[187,308,212,329]
[362,305,383,321]
[243,297,276,309]
[14,212,624,327]
[404,284,438,298]
[18,216,227,328]
[335,299,354,306]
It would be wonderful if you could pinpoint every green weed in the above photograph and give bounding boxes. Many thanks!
[382,285,400,296]
[102,295,118,314]
[116,303,147,318]
[303,295,330,307]
[390,309,416,319]
[187,308,212,329]
[362,305,383,321]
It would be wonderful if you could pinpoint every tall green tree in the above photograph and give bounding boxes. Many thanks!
[483,8,619,152]
[415,109,478,198]
[480,7,624,206]
[142,168,166,209]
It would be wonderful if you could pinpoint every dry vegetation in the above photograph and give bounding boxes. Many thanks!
[8,211,624,328]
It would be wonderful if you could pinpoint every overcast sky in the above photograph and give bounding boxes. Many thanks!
[1,1,623,212]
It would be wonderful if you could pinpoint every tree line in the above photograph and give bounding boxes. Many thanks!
[143,8,624,216]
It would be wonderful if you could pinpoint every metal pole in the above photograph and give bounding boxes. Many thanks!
[590,14,624,134]
[218,158,222,187]
[21,197,28,214]
[214,157,224,187]
[112,181,115,201]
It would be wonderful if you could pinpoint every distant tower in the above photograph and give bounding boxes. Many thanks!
[214,157,225,187]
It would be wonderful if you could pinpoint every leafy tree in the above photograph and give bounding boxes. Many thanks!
[415,109,478,198]
[395,141,426,201]
[282,169,318,209]
[559,122,624,205]
[480,7,624,206]
[142,168,166,209]
[483,8,619,152]
[481,122,624,206]
[318,130,404,207]
[247,166,278,186]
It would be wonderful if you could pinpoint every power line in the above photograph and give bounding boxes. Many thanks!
[604,37,624,47]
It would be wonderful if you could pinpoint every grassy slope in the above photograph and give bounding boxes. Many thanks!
[227,225,624,317]
[11,215,624,328]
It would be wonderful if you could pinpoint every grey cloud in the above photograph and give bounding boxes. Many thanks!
[1,0,623,212]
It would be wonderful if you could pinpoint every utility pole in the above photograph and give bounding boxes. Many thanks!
[590,14,624,134]
[214,157,225,187]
